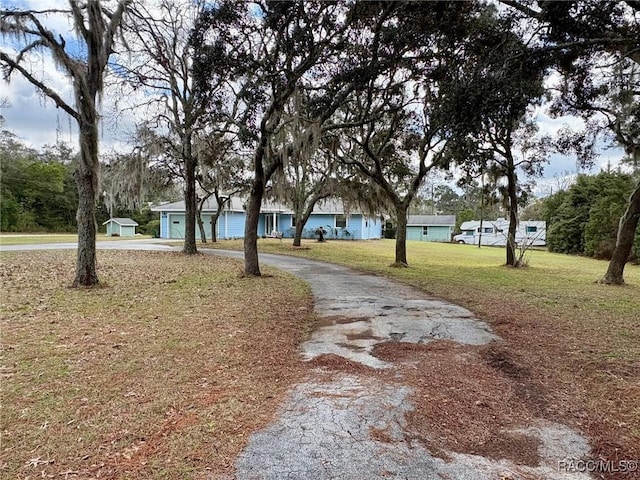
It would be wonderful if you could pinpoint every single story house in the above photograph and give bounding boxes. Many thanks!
[406,215,456,242]
[103,217,139,237]
[151,197,382,240]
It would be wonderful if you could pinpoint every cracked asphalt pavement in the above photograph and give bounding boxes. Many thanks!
[208,249,592,480]
[3,241,593,479]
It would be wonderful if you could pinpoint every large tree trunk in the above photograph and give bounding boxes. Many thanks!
[601,181,640,284]
[73,127,99,287]
[505,167,518,267]
[293,221,305,247]
[244,180,263,276]
[244,120,274,276]
[72,93,100,286]
[197,198,207,243]
[183,153,198,255]
[394,202,409,267]
[211,213,219,242]
[292,210,314,247]
[292,197,322,247]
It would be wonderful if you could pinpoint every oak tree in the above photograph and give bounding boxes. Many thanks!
[1,1,131,286]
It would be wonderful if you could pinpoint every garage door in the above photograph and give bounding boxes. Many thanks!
[168,214,185,239]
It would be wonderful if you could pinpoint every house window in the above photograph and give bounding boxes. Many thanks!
[526,226,537,233]
[422,226,429,235]
[335,214,347,228]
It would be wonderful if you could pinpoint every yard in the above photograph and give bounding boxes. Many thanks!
[211,238,640,471]
[0,249,314,479]
[1,240,638,479]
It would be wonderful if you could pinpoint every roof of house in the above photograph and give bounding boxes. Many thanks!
[102,217,139,226]
[151,196,373,216]
[407,215,456,227]
[151,196,246,212]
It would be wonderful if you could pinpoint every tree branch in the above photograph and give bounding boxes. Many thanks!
[0,52,78,119]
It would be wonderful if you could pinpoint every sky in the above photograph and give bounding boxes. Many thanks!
[0,0,627,198]
[0,0,152,152]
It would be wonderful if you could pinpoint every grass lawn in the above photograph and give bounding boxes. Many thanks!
[206,238,640,470]
[0,250,314,479]
[2,239,638,478]
[0,234,153,246]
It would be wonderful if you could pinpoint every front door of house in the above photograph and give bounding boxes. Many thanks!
[265,214,278,235]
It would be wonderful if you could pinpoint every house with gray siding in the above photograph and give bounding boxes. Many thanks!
[151,197,382,240]
[406,215,456,242]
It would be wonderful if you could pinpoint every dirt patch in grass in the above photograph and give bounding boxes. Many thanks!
[381,324,639,479]
[372,339,453,361]
[0,250,314,479]
[480,306,640,479]
[315,315,370,327]
[371,340,544,467]
[307,353,379,375]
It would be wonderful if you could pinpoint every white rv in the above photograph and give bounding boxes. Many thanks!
[453,218,546,247]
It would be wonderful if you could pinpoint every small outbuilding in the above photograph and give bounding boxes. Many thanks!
[407,215,456,242]
[103,217,139,237]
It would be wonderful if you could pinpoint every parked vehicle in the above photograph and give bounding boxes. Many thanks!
[454,218,546,246]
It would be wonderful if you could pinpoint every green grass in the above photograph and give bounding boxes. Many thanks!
[0,233,153,245]
[210,238,639,300]
[204,238,640,453]
[203,237,640,362]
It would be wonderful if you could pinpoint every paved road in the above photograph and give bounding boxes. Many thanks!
[2,241,592,480]
[0,238,176,252]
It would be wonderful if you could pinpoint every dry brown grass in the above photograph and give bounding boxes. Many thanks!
[0,250,314,479]
[373,341,545,467]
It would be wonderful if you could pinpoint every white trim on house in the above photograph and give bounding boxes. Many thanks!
[335,213,348,228]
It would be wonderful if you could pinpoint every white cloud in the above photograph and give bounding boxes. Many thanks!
[1,44,76,146]
[1,1,185,153]
[534,109,585,137]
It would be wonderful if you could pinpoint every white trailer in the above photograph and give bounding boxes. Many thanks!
[453,218,546,247]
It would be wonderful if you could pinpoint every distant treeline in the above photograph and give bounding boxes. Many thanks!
[543,172,640,262]
[0,134,158,234]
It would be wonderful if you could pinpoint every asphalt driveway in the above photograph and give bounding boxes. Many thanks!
[2,241,593,479]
